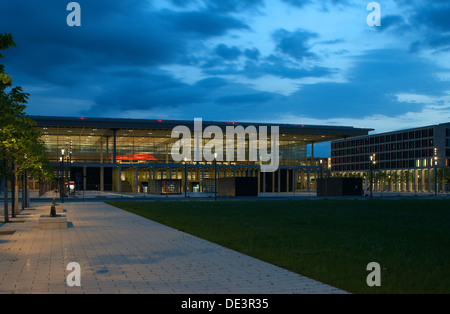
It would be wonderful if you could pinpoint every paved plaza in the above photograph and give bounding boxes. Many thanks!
[0,201,346,294]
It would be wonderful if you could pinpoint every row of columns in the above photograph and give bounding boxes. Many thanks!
[44,162,323,194]
[337,167,446,193]
[109,165,322,194]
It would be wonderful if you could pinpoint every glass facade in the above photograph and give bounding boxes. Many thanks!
[40,126,310,166]
[32,116,371,194]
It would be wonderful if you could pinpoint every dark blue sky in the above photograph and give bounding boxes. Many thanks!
[1,0,450,155]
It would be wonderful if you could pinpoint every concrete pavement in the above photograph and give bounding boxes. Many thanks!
[0,201,346,294]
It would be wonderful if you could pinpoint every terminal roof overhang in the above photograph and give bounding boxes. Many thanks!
[30,115,373,144]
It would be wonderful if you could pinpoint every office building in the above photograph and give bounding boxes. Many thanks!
[331,122,450,192]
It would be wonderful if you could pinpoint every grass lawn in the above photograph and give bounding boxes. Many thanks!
[107,198,450,294]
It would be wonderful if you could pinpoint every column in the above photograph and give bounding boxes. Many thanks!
[307,169,310,192]
[135,167,139,193]
[257,170,260,194]
[278,169,281,193]
[286,169,289,192]
[292,169,295,194]
[112,129,117,164]
[100,140,104,164]
[201,167,204,192]
[106,136,110,163]
[83,166,87,191]
[263,171,266,193]
[272,171,275,193]
[118,166,122,192]
[100,166,104,191]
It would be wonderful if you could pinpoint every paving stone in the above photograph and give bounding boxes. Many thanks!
[0,202,347,294]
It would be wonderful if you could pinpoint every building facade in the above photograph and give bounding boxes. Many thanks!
[31,116,371,195]
[331,122,450,193]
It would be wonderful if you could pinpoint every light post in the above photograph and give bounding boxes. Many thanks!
[69,142,73,197]
[320,159,324,196]
[370,154,376,199]
[65,151,69,197]
[22,154,27,211]
[434,148,438,197]
[184,157,187,198]
[214,153,217,201]
[60,148,65,203]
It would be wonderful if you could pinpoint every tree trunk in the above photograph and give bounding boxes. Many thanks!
[22,172,25,211]
[13,163,19,215]
[25,170,29,208]
[11,161,15,218]
[3,159,8,223]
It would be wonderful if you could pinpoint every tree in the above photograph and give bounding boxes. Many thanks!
[0,33,19,222]
[1,33,51,220]
[0,33,15,86]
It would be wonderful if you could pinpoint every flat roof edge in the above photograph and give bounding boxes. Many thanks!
[29,115,373,135]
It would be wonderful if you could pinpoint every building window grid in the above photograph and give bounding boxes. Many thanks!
[331,127,436,171]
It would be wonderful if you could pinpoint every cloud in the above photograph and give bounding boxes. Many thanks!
[215,44,242,61]
[410,2,450,52]
[272,29,318,62]
[243,55,336,79]
[88,69,211,114]
[215,92,273,105]
[413,2,450,32]
[1,1,251,81]
[1,0,448,141]
[169,0,196,8]
[280,0,312,8]
[202,54,336,81]
[205,0,265,13]
[161,9,250,37]
[277,99,450,135]
[244,48,261,61]
[376,15,406,32]
[277,48,448,119]
[280,0,351,10]
[0,0,256,117]
[194,77,228,89]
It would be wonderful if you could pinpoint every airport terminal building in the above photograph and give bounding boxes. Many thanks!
[31,116,372,196]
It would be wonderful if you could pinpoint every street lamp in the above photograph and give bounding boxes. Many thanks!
[69,141,73,197]
[370,154,376,199]
[184,157,187,198]
[319,159,324,197]
[434,148,438,197]
[214,153,218,201]
[60,150,64,203]
[22,154,27,211]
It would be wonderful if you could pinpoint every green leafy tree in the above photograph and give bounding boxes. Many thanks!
[1,33,51,220]
[0,33,15,86]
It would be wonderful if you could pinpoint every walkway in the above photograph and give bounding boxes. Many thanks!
[0,201,346,294]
